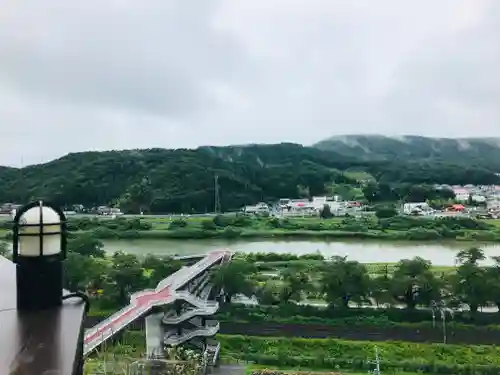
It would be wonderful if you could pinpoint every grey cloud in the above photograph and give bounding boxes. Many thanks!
[0,0,499,166]
[0,0,246,117]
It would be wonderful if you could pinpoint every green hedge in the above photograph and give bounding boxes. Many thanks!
[88,303,500,329]
[219,335,500,374]
[219,304,500,326]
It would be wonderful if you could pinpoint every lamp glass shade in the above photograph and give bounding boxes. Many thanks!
[18,206,62,257]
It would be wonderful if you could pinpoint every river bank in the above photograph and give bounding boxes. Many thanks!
[71,214,500,243]
[99,238,500,266]
[3,214,500,243]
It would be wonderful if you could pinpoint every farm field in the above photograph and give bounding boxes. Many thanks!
[96,331,500,375]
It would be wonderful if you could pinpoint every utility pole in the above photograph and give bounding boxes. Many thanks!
[214,175,221,214]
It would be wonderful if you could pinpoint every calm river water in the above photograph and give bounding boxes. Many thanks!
[101,239,500,266]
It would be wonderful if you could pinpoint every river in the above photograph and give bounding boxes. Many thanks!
[102,239,500,266]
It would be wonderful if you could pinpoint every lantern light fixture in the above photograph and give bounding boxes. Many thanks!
[12,201,67,311]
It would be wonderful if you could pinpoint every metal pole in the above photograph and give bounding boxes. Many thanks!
[374,346,381,375]
[441,304,447,344]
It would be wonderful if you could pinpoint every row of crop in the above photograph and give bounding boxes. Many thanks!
[219,303,500,325]
[219,335,500,374]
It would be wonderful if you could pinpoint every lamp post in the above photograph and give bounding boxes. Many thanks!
[0,200,88,375]
[13,200,67,310]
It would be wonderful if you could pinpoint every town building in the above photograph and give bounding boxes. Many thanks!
[453,188,470,202]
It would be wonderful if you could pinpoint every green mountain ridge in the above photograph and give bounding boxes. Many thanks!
[314,135,500,170]
[0,141,499,212]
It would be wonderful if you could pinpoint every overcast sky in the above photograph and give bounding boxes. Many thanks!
[0,0,499,166]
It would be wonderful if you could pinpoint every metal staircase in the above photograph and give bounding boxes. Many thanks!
[164,320,220,346]
[84,249,232,375]
[162,302,218,325]
[205,339,221,367]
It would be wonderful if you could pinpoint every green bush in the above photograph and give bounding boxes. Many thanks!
[201,219,217,230]
[375,207,398,219]
[243,252,325,262]
[214,214,235,227]
[219,304,500,326]
[168,218,188,229]
[67,217,153,231]
[90,227,118,239]
[221,226,242,239]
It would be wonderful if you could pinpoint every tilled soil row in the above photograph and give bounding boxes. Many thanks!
[85,316,500,345]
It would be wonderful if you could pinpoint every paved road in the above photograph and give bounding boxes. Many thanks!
[0,212,239,220]
[232,296,500,313]
[214,365,246,375]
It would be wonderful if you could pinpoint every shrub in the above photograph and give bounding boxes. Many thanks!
[375,207,398,219]
[201,219,217,230]
[221,226,242,239]
[168,218,188,229]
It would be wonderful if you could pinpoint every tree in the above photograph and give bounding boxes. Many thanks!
[254,281,282,305]
[0,242,10,258]
[375,207,398,219]
[452,248,489,313]
[1,143,497,214]
[210,259,255,303]
[486,256,500,312]
[106,252,147,305]
[280,268,311,303]
[321,256,370,308]
[390,257,441,309]
[64,252,102,292]
[371,265,394,307]
[319,204,333,219]
[68,234,105,258]
[119,176,153,214]
[142,254,183,288]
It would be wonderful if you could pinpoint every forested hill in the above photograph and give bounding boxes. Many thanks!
[0,143,498,213]
[314,135,500,170]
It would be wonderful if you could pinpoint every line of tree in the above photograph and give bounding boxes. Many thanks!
[9,232,495,315]
[218,248,497,314]
[0,143,498,213]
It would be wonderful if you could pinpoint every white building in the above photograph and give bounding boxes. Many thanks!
[487,200,500,210]
[311,196,347,215]
[403,202,433,215]
[453,189,470,202]
[243,202,269,214]
[471,194,487,203]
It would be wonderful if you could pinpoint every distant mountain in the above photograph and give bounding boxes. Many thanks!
[314,135,500,170]
[0,143,362,212]
[0,141,498,212]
